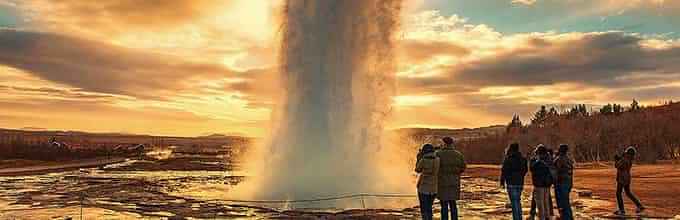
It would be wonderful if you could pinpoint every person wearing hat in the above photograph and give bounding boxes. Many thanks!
[436,136,466,220]
[530,144,553,220]
[415,144,440,220]
[614,146,645,215]
[554,144,575,220]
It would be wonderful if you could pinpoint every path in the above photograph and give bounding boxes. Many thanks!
[0,157,127,176]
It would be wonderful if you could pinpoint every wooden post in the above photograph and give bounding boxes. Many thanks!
[80,193,83,220]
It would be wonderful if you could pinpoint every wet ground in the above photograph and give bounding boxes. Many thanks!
[0,155,612,219]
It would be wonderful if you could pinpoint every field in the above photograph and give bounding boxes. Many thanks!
[466,162,680,218]
[1,127,679,219]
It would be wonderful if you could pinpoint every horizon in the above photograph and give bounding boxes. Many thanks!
[0,123,509,138]
[1,0,680,136]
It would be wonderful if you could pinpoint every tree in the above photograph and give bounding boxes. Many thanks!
[507,115,523,141]
[568,104,589,117]
[508,114,522,127]
[613,104,623,114]
[630,99,641,111]
[548,107,559,116]
[531,105,549,126]
[600,104,613,115]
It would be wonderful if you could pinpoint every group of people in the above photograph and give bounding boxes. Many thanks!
[415,137,645,220]
[502,143,574,220]
[415,137,466,220]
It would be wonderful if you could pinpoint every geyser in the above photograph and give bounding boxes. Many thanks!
[237,0,407,202]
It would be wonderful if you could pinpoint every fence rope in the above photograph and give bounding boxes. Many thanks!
[0,193,418,217]
[209,193,418,204]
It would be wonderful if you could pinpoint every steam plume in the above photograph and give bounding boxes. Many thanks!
[234,0,408,204]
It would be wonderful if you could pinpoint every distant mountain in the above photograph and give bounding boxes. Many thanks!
[0,128,144,137]
[197,133,246,139]
[0,128,251,139]
[395,125,506,140]
[20,127,47,131]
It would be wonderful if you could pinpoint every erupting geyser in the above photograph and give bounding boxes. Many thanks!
[236,0,408,202]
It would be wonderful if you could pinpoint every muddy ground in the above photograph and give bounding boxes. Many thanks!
[0,154,677,219]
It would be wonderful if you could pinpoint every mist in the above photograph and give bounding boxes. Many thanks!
[231,0,413,205]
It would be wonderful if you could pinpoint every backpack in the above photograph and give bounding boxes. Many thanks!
[531,159,554,187]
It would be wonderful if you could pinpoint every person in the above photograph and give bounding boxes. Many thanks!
[554,144,575,220]
[613,146,645,215]
[436,137,466,220]
[530,145,553,220]
[529,145,556,219]
[545,147,557,217]
[416,144,440,220]
[528,147,538,220]
[500,143,528,220]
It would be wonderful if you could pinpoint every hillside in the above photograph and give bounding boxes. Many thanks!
[395,125,506,140]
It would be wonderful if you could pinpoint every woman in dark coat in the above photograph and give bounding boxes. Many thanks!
[500,143,528,220]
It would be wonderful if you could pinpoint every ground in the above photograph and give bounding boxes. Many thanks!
[466,162,680,218]
[0,157,125,176]
[1,157,679,219]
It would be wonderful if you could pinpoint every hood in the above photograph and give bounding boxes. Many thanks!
[422,152,437,158]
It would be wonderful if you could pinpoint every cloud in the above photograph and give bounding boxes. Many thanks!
[2,4,680,134]
[450,32,680,87]
[1,85,117,101]
[612,84,680,102]
[10,0,278,55]
[399,11,680,93]
[393,10,680,127]
[0,29,236,98]
[15,1,228,34]
[400,40,469,63]
[507,0,680,17]
[590,0,680,14]
[0,98,235,136]
[511,0,538,5]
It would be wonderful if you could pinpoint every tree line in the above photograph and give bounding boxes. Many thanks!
[401,100,680,164]
[0,135,142,161]
[460,100,680,164]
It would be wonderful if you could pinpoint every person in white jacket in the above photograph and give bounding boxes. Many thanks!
[416,144,440,220]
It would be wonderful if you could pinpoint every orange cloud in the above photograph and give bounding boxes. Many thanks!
[17,1,228,34]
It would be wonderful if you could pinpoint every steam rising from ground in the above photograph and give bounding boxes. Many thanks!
[232,0,412,205]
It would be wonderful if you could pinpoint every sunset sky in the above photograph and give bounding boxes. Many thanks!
[1,0,679,137]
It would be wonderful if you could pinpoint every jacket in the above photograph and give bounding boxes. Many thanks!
[416,152,440,194]
[436,146,466,201]
[553,153,574,185]
[530,158,553,188]
[615,157,633,185]
[500,152,528,186]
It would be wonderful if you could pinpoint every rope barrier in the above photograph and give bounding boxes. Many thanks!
[211,193,418,204]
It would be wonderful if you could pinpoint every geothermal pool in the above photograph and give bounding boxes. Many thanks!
[0,155,606,219]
